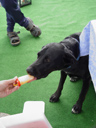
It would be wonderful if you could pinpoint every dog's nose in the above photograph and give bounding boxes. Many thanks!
[26,66,38,76]
[26,67,32,75]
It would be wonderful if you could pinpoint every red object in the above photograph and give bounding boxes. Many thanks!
[16,78,21,87]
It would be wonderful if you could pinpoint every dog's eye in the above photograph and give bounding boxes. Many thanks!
[44,57,50,63]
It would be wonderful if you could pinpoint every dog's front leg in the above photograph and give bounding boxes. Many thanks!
[50,71,67,102]
[72,77,91,114]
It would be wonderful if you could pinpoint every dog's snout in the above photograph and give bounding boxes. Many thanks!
[26,67,31,74]
[26,68,31,75]
[26,66,33,74]
[26,66,39,76]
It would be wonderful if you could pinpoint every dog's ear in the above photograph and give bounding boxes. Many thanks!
[63,47,77,65]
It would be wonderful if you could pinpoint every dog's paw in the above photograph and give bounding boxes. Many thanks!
[72,104,82,114]
[70,76,80,82]
[49,93,59,102]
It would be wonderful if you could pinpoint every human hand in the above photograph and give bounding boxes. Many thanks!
[0,77,20,98]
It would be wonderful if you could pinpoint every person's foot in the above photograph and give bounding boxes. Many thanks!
[26,17,41,37]
[7,31,20,46]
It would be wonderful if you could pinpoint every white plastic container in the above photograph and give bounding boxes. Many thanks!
[0,101,52,128]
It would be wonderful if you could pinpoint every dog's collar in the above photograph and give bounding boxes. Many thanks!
[67,54,80,69]
[67,48,80,69]
[76,54,80,61]
[71,37,79,44]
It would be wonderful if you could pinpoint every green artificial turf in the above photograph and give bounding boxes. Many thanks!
[0,0,96,128]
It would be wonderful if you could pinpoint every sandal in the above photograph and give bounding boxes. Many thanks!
[26,17,41,37]
[7,31,20,46]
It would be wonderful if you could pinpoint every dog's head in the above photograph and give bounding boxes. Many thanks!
[27,43,77,79]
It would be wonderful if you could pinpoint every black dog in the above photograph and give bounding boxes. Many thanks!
[27,32,91,114]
